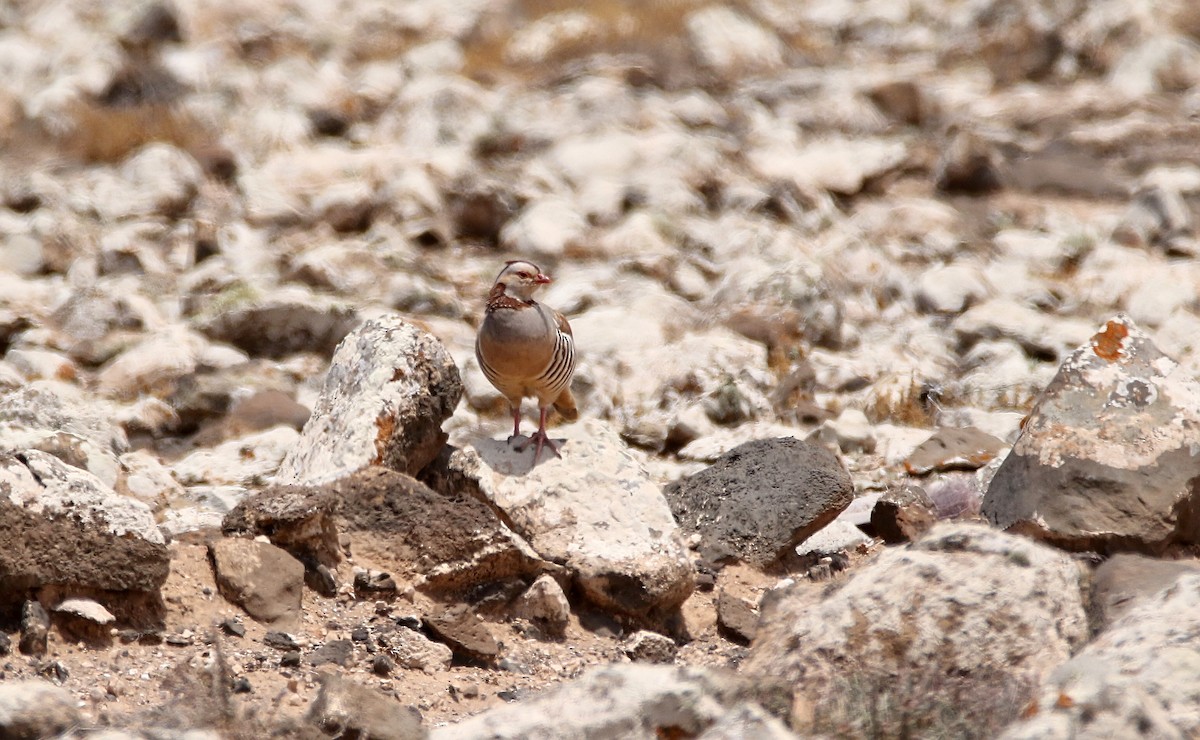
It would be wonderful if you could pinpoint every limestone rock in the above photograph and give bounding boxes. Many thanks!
[0,679,82,740]
[1089,553,1200,631]
[171,426,299,486]
[275,316,462,484]
[194,286,359,360]
[430,664,790,740]
[437,419,694,618]
[209,538,304,625]
[512,574,571,638]
[1001,573,1200,739]
[308,673,426,740]
[745,523,1088,737]
[0,450,168,620]
[983,315,1200,554]
[664,437,853,567]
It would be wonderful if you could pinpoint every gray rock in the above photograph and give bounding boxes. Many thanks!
[871,484,938,543]
[0,679,81,739]
[1112,184,1193,251]
[935,127,1001,193]
[171,426,299,486]
[955,298,1095,362]
[664,437,853,567]
[424,607,499,665]
[0,450,168,621]
[512,574,571,638]
[430,664,790,740]
[308,673,426,740]
[194,285,359,359]
[745,523,1088,737]
[331,467,548,597]
[438,419,694,619]
[622,630,677,664]
[698,703,800,740]
[275,315,462,484]
[1089,553,1200,632]
[715,590,759,644]
[1001,573,1200,739]
[19,600,49,656]
[983,315,1200,554]
[222,483,342,571]
[383,627,453,674]
[795,518,871,556]
[209,538,304,625]
[0,380,128,486]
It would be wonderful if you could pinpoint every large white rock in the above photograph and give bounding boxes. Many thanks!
[275,315,462,484]
[745,522,1088,736]
[432,664,789,740]
[1002,573,1200,738]
[444,419,694,617]
[171,426,300,486]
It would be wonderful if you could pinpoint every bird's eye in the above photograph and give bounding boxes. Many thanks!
[517,271,529,278]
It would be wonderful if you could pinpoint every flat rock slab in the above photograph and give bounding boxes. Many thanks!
[0,450,168,619]
[275,315,462,485]
[744,522,1088,736]
[208,538,304,625]
[1089,553,1200,631]
[308,673,426,740]
[332,467,548,597]
[904,426,1005,475]
[983,315,1200,555]
[442,419,694,618]
[424,608,500,665]
[430,664,790,740]
[664,437,853,567]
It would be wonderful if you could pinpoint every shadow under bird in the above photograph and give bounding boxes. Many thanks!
[475,260,578,463]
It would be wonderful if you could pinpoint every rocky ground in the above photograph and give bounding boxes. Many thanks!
[2,0,1200,738]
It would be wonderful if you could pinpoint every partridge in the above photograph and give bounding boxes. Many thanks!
[475,260,578,463]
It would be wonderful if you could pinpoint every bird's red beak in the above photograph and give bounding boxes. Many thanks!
[534,273,552,284]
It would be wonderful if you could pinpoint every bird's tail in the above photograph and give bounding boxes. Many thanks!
[553,388,578,421]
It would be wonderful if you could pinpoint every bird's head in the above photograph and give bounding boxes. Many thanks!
[492,260,551,302]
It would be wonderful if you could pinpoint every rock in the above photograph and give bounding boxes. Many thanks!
[499,198,586,260]
[4,348,75,382]
[95,326,218,401]
[424,607,499,665]
[698,703,800,740]
[914,264,990,314]
[0,233,44,276]
[512,574,571,638]
[0,381,128,487]
[308,673,426,740]
[927,472,986,520]
[275,315,462,484]
[983,315,1200,555]
[686,6,784,78]
[664,437,853,567]
[0,450,168,622]
[1001,573,1200,739]
[328,467,548,597]
[715,590,759,644]
[309,639,355,667]
[0,679,82,739]
[209,538,304,625]
[934,127,1001,193]
[1109,34,1200,97]
[222,483,341,570]
[115,449,184,505]
[382,627,453,674]
[795,519,871,556]
[91,143,203,220]
[18,600,49,656]
[623,630,677,664]
[745,523,1088,737]
[194,285,358,359]
[436,419,694,619]
[429,664,790,740]
[752,137,907,196]
[806,408,875,453]
[1089,553,1200,631]
[870,484,938,543]
[171,426,299,487]
[904,426,1006,475]
[1112,184,1193,251]
[955,298,1094,361]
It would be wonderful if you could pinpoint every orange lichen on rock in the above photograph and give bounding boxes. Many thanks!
[373,411,395,465]
[1091,320,1129,362]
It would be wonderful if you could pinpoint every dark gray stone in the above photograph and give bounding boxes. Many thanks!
[209,538,304,625]
[664,438,853,567]
[18,600,48,656]
[983,315,1200,555]
[309,639,354,667]
[716,590,759,644]
[425,607,500,665]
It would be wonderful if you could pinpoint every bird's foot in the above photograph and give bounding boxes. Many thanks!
[514,430,561,463]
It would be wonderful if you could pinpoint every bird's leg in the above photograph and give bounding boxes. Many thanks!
[506,404,522,445]
[526,406,561,463]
